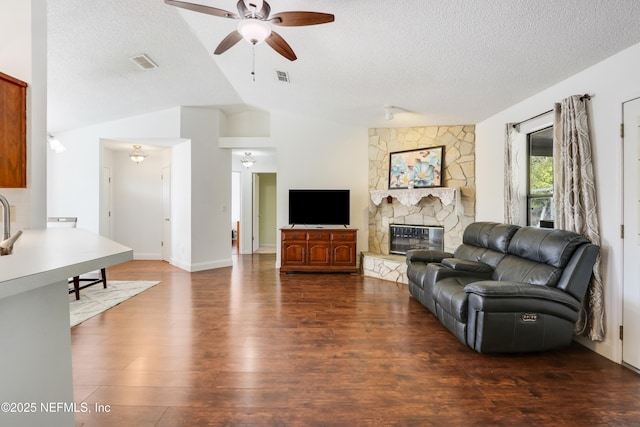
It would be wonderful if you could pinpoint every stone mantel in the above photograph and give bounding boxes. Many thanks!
[370,187,457,207]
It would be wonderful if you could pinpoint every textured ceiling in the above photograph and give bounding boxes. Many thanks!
[47,0,640,133]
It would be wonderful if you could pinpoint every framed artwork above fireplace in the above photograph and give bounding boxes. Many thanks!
[389,146,444,189]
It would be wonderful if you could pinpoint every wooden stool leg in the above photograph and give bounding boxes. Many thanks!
[73,276,80,300]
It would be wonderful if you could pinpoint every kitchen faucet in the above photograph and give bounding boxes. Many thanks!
[0,194,9,241]
[0,194,21,255]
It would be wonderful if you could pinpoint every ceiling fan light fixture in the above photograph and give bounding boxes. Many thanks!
[238,19,271,45]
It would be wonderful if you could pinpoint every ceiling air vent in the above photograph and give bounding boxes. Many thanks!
[129,54,158,71]
[275,70,290,83]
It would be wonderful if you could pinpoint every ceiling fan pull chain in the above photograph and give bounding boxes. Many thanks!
[251,45,256,82]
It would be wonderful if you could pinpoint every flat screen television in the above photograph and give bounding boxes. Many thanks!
[288,189,350,226]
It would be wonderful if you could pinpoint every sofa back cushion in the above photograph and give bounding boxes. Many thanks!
[507,227,590,268]
[493,227,591,287]
[493,255,563,286]
[456,222,520,268]
[454,245,507,269]
[462,222,519,252]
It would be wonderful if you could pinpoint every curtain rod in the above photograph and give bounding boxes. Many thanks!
[512,93,592,128]
[512,109,553,128]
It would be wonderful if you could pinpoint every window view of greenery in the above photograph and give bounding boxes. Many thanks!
[528,127,554,227]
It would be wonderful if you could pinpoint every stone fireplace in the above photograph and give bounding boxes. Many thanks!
[362,126,476,284]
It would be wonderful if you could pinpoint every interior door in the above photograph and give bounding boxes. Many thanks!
[252,173,260,253]
[101,167,112,238]
[162,166,172,262]
[623,97,640,371]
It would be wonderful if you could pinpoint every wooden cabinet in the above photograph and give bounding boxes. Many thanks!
[281,228,358,273]
[0,71,27,188]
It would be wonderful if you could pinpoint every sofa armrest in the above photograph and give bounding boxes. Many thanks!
[441,258,493,274]
[405,250,453,265]
[465,280,581,311]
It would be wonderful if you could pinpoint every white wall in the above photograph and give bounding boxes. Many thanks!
[0,0,47,231]
[221,110,270,137]
[272,111,369,266]
[170,141,192,268]
[180,107,232,271]
[476,41,640,363]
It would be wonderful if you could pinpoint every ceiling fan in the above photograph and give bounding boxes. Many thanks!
[165,0,334,61]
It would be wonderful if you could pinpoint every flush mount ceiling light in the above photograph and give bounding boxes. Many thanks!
[129,145,148,163]
[384,105,395,121]
[241,152,256,168]
[47,133,66,153]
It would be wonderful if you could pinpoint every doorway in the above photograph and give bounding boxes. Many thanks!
[101,166,113,239]
[622,96,640,371]
[162,166,171,262]
[253,172,277,253]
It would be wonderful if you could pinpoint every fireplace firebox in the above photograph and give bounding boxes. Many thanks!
[389,224,444,255]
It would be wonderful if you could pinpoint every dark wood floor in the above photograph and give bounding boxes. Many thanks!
[71,254,640,426]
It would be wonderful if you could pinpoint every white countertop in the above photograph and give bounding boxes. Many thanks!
[0,228,133,299]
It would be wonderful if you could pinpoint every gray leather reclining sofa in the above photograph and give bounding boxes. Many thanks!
[406,222,599,353]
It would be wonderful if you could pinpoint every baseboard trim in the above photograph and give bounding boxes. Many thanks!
[169,257,233,272]
[133,253,162,261]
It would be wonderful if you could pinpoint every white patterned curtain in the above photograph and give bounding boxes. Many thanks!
[504,123,522,224]
[553,95,605,340]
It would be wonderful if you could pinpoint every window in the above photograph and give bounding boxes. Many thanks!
[527,126,554,227]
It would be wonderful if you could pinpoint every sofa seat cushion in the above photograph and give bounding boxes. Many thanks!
[432,276,479,323]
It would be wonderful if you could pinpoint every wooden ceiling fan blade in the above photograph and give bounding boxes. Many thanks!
[214,31,243,55]
[164,0,239,19]
[265,32,297,61]
[270,11,334,27]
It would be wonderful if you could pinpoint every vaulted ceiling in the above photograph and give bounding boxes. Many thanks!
[47,0,640,133]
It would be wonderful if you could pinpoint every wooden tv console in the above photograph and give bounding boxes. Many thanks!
[280,227,358,273]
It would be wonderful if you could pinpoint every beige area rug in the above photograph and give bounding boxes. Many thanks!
[68,281,160,327]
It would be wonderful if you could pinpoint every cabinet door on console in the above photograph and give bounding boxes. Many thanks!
[281,231,306,265]
[307,231,331,267]
[331,231,357,266]
[332,243,356,266]
[282,242,306,265]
